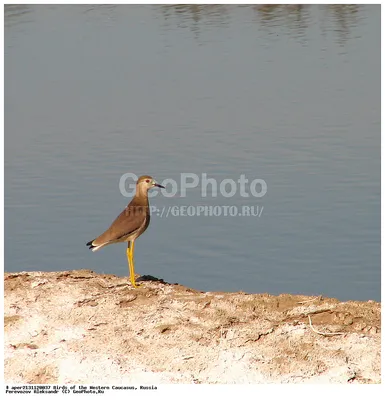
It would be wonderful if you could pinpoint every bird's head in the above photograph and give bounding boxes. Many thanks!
[137,175,165,191]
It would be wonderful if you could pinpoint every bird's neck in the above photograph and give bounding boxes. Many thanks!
[133,187,149,206]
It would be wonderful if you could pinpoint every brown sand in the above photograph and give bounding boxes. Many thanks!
[4,270,380,384]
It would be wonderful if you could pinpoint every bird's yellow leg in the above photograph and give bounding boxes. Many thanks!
[126,245,132,278]
[127,241,140,288]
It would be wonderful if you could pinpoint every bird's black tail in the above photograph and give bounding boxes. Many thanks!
[86,239,96,250]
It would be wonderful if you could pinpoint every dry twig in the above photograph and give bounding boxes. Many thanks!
[297,295,323,304]
[308,315,345,336]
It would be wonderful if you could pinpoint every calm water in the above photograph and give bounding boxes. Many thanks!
[5,5,380,301]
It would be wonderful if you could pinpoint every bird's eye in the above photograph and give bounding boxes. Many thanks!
[146,179,150,183]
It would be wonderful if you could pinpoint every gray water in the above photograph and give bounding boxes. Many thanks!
[5,5,380,301]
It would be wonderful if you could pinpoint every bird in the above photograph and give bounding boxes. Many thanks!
[86,175,165,288]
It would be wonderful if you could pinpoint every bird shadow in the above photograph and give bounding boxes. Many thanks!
[137,275,175,285]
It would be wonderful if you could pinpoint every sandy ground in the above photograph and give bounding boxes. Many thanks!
[4,270,381,384]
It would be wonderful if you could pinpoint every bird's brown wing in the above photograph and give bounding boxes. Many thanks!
[91,205,149,246]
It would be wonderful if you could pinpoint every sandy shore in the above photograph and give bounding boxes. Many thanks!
[4,270,380,384]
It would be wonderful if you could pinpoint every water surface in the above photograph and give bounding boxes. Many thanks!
[5,5,380,301]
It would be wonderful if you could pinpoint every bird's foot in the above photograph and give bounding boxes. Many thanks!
[130,277,142,288]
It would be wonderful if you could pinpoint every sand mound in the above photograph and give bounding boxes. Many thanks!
[4,270,380,384]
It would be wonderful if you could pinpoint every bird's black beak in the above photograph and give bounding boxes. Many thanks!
[154,183,165,189]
